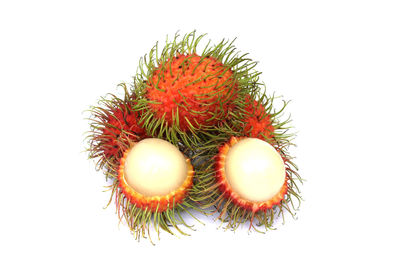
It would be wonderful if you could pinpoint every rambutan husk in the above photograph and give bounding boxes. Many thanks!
[189,88,302,232]
[131,31,261,149]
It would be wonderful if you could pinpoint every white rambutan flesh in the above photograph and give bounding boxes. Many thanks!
[224,138,286,202]
[123,138,188,197]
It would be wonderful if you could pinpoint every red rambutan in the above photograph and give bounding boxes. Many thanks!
[87,89,146,171]
[242,95,275,139]
[146,53,237,131]
[133,31,260,147]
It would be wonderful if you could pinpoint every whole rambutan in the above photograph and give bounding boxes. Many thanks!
[133,31,260,147]
[146,53,237,131]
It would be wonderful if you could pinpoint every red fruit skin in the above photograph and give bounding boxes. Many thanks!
[146,54,237,131]
[242,95,275,140]
[100,103,146,160]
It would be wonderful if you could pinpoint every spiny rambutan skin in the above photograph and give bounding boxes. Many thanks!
[146,54,237,131]
[89,100,146,168]
[101,105,145,158]
[215,137,288,213]
[242,95,275,140]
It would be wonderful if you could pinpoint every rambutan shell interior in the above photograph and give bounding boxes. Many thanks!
[224,138,286,203]
[123,138,188,197]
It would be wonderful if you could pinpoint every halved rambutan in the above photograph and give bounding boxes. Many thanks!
[110,138,197,242]
[216,137,287,213]
[117,138,194,213]
[191,88,301,232]
[192,135,300,231]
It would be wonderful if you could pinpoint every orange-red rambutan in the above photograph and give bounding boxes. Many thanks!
[133,32,260,148]
[242,95,275,140]
[146,53,237,131]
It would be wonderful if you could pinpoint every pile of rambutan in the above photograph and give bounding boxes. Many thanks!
[86,31,302,243]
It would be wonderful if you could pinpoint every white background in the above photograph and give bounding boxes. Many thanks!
[1,0,399,266]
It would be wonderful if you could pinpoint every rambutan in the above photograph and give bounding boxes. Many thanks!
[216,137,288,210]
[242,95,275,140]
[88,90,199,242]
[87,86,146,172]
[133,31,260,147]
[230,91,294,146]
[109,138,198,243]
[192,135,301,232]
[146,53,237,131]
[191,88,301,232]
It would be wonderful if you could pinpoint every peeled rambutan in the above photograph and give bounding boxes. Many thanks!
[191,88,301,232]
[111,138,197,243]
[88,91,200,242]
[193,135,301,232]
[118,138,194,213]
[216,137,288,212]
